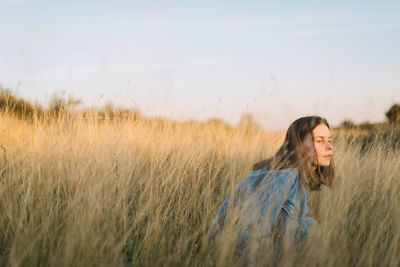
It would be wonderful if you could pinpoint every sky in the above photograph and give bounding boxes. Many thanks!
[1,0,399,130]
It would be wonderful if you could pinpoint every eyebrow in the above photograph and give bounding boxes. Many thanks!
[313,136,333,139]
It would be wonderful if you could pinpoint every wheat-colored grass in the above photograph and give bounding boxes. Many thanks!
[0,114,399,266]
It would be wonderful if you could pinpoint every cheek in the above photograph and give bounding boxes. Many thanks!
[314,144,324,156]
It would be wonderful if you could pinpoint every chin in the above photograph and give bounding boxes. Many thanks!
[319,161,330,167]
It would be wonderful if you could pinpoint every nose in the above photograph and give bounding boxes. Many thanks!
[326,142,333,150]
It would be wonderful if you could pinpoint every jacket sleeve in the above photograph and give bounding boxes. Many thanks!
[211,170,267,231]
[211,192,231,230]
[211,169,308,241]
[248,169,300,237]
[263,173,317,246]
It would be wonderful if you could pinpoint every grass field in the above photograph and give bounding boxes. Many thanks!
[0,113,399,266]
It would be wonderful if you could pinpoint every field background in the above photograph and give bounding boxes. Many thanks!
[0,113,399,266]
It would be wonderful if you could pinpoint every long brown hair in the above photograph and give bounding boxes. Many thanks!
[253,116,335,190]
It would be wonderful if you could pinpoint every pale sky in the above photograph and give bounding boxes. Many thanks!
[1,0,399,130]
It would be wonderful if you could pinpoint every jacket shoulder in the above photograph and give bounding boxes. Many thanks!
[235,168,299,199]
[271,168,299,186]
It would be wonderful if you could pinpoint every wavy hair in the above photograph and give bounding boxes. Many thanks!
[253,116,335,190]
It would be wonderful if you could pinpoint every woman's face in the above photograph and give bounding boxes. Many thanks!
[303,124,333,167]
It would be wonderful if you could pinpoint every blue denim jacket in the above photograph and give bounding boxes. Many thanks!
[211,167,317,253]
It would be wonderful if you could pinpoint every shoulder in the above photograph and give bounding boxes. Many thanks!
[237,167,299,192]
[272,168,299,186]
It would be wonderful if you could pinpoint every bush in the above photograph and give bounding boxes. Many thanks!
[339,120,357,130]
[0,88,42,120]
[386,103,400,126]
[359,127,400,153]
[359,121,375,132]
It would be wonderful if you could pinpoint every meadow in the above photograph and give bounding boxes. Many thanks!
[0,113,399,266]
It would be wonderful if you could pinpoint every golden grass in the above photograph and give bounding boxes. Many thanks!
[0,114,399,266]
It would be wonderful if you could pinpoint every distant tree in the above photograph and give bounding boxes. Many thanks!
[81,107,100,118]
[205,118,232,129]
[0,88,42,120]
[238,112,261,130]
[339,119,357,130]
[385,103,400,126]
[48,93,82,117]
[359,121,375,132]
[102,102,115,118]
[100,102,141,120]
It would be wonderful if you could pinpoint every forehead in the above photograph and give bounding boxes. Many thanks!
[312,124,331,137]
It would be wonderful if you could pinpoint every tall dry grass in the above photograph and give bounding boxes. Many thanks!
[0,114,399,266]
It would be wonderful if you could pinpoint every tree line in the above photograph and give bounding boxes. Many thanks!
[1,87,400,130]
[0,88,141,121]
[339,103,400,131]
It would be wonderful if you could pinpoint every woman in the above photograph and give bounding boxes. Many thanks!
[211,116,335,263]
